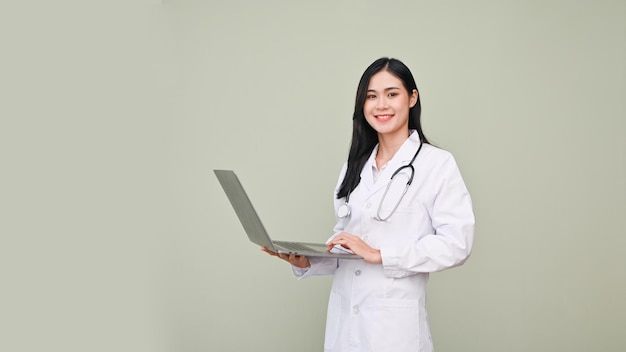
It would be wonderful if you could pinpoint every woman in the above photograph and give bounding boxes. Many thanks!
[263,57,475,352]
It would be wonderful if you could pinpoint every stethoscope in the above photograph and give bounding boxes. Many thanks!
[337,142,423,222]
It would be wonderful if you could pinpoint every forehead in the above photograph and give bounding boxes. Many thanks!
[368,70,404,90]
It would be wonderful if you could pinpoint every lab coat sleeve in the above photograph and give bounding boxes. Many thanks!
[380,153,475,276]
[291,257,338,279]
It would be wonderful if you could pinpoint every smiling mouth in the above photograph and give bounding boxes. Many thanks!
[375,114,394,121]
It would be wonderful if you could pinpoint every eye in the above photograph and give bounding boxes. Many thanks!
[388,92,398,97]
[367,94,376,99]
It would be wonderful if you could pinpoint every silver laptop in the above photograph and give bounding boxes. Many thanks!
[214,169,361,259]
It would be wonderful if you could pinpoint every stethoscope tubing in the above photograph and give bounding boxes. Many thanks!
[339,142,423,222]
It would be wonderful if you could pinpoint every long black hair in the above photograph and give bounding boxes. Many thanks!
[336,57,429,199]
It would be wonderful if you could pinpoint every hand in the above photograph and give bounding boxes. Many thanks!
[261,247,311,268]
[326,232,382,264]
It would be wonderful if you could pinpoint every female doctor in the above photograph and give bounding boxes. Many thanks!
[263,57,475,352]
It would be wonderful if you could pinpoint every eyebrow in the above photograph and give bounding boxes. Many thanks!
[367,87,401,92]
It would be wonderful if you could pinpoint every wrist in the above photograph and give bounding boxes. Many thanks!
[366,249,382,264]
[294,258,311,268]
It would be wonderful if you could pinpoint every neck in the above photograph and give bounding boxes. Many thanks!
[376,130,410,167]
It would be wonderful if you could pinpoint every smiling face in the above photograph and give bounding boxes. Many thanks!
[363,70,418,140]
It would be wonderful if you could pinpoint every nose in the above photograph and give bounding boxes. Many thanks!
[376,96,389,110]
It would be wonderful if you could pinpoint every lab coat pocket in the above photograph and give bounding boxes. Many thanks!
[377,194,431,240]
[371,298,420,351]
[324,291,343,350]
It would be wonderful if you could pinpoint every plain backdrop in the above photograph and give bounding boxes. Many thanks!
[1,0,624,351]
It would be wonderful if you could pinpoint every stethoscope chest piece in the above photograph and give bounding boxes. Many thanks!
[337,203,351,219]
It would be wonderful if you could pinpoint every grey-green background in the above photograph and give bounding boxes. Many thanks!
[1,0,624,351]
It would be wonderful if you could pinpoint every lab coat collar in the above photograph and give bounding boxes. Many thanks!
[360,130,422,194]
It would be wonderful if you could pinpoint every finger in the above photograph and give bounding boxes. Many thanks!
[331,238,350,247]
[290,254,303,264]
[280,253,294,263]
[263,248,281,257]
[261,247,274,255]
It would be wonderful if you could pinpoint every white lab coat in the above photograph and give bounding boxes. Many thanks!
[294,130,475,352]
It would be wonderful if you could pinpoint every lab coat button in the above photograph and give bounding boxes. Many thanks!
[352,305,359,314]
[365,203,371,209]
[355,270,361,276]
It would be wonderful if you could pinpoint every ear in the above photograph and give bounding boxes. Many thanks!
[409,89,418,107]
